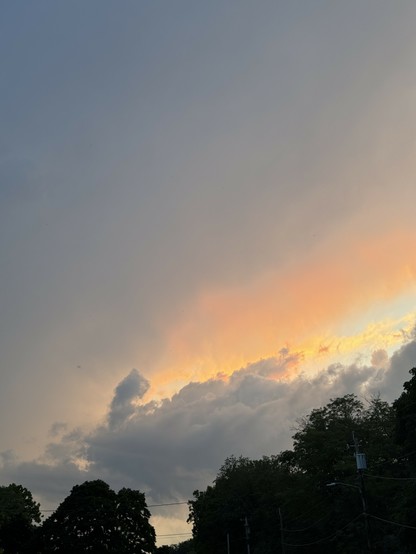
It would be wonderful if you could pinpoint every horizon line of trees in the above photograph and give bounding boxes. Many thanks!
[187,367,416,553]
[1,367,416,553]
[0,480,156,554]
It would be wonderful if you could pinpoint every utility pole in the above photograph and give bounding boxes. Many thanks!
[352,432,372,553]
[226,531,230,554]
[278,507,286,554]
[244,516,251,554]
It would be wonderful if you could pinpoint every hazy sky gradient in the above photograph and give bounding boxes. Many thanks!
[1,1,416,544]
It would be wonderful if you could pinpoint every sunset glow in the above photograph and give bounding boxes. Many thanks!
[149,229,416,392]
[2,2,416,547]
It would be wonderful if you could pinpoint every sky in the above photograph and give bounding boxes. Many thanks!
[1,0,416,545]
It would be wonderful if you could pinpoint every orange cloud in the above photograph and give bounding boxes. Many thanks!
[151,228,416,394]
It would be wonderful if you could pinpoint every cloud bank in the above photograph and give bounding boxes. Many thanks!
[1,339,415,520]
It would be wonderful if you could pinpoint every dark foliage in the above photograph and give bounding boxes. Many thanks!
[189,368,416,553]
[3,368,416,553]
[40,479,155,553]
[156,539,195,554]
[0,483,41,554]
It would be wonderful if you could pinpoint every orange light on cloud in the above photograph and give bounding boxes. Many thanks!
[151,228,416,395]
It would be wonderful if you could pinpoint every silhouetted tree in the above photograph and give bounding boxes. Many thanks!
[189,393,405,553]
[41,479,155,553]
[156,539,195,554]
[0,483,41,554]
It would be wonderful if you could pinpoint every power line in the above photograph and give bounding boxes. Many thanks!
[367,513,416,531]
[149,501,188,507]
[283,511,333,533]
[283,513,363,547]
[41,500,189,513]
[157,533,192,537]
[365,448,416,472]
[282,497,328,526]
[365,473,416,481]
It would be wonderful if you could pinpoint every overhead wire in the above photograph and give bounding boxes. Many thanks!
[157,533,192,537]
[367,513,416,531]
[365,448,416,472]
[365,473,416,481]
[283,513,363,548]
[148,501,188,507]
[283,510,333,533]
[281,496,329,526]
[40,499,189,513]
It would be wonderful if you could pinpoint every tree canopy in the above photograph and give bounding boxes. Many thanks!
[156,539,195,554]
[40,479,155,554]
[0,483,41,554]
[188,368,416,553]
[3,367,416,553]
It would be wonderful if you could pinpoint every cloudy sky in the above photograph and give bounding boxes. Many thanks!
[1,1,416,545]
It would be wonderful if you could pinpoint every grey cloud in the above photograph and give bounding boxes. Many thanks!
[43,428,87,466]
[108,369,150,429]
[48,422,68,438]
[233,350,304,380]
[83,343,416,502]
[373,340,416,400]
[371,349,390,370]
[0,460,90,508]
[0,450,18,468]
[2,341,415,512]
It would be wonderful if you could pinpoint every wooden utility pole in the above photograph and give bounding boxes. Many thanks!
[352,432,372,553]
[244,516,251,554]
[279,507,286,554]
